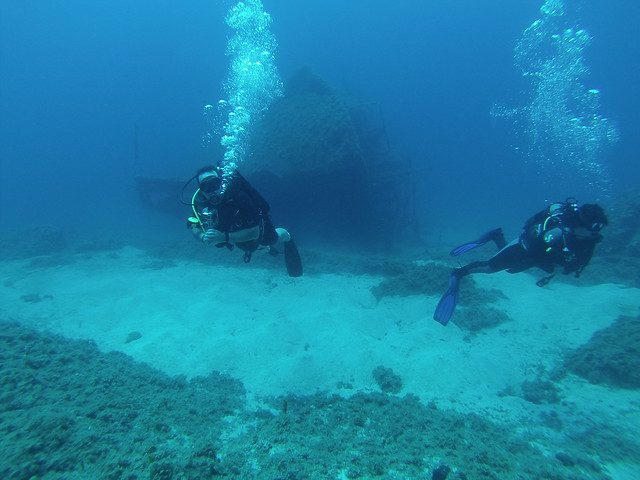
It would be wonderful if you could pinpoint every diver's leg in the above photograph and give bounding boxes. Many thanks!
[454,260,493,278]
[434,260,492,325]
[268,225,303,278]
[434,247,510,325]
[454,238,526,279]
[435,240,527,326]
[457,239,534,278]
[493,229,507,250]
[487,239,529,272]
[450,228,506,256]
[260,216,278,247]
[269,227,291,253]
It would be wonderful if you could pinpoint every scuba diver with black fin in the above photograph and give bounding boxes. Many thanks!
[182,165,303,277]
[433,198,608,325]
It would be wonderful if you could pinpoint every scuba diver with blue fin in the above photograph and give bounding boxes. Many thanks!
[183,165,303,277]
[433,199,608,325]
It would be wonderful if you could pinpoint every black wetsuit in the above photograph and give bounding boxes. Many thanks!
[459,203,602,278]
[192,172,277,249]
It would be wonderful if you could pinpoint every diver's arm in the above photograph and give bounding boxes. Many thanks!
[193,224,259,245]
[187,216,204,242]
[190,224,206,242]
[188,220,224,244]
[563,238,598,276]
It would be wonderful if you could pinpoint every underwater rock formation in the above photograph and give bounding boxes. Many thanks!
[370,262,452,300]
[135,68,414,248]
[452,305,512,333]
[245,67,365,179]
[0,321,627,479]
[372,365,403,394]
[0,322,244,479]
[520,379,562,404]
[565,315,640,389]
[0,226,67,261]
[243,68,408,246]
[602,190,640,256]
[432,464,451,480]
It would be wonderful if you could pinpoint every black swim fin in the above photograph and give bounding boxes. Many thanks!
[284,239,303,277]
[433,273,460,326]
[450,228,505,256]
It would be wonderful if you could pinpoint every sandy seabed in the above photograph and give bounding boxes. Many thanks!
[1,244,639,479]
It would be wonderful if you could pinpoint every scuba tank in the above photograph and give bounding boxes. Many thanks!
[543,227,566,253]
[541,198,580,254]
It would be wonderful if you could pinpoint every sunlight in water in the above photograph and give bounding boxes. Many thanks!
[493,0,619,199]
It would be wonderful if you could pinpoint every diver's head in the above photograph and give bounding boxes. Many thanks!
[577,203,608,232]
[196,165,222,197]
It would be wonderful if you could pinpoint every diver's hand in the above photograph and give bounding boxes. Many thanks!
[202,229,224,244]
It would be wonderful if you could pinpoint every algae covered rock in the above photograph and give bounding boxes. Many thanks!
[0,322,243,479]
[520,379,561,404]
[246,67,365,179]
[602,190,640,256]
[565,315,640,389]
[0,226,68,260]
[241,68,382,244]
[1,322,618,479]
[453,306,512,333]
[370,262,451,300]
[372,365,403,394]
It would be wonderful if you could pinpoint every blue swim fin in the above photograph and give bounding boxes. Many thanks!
[284,238,303,277]
[433,274,460,326]
[449,228,504,256]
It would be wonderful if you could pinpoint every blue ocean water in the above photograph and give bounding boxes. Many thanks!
[1,2,640,478]
[1,0,638,239]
